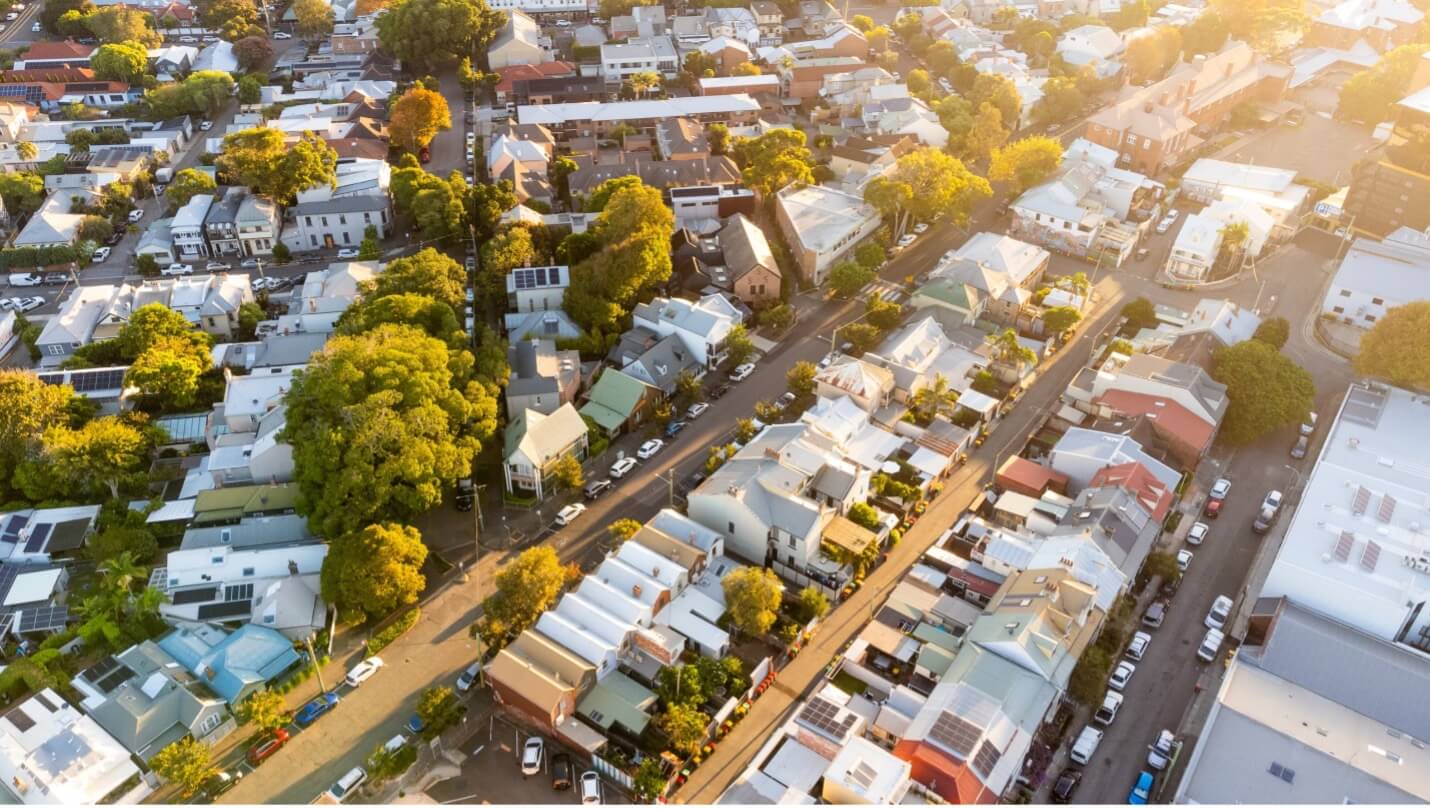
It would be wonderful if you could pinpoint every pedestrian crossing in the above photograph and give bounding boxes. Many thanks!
[865,279,907,303]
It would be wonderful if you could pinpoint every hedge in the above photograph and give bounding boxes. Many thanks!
[0,245,82,270]
[367,607,421,656]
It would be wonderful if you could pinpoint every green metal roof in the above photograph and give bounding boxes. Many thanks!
[193,483,300,524]
[916,278,973,310]
[912,621,962,654]
[916,642,956,679]
[576,671,655,734]
[579,369,654,431]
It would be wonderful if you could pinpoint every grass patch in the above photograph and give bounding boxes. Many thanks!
[831,670,868,695]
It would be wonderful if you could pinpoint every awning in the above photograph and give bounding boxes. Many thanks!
[823,515,876,556]
[1056,403,1086,425]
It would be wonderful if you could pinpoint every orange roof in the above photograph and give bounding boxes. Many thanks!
[892,739,999,804]
[995,455,1069,497]
[21,40,93,60]
[1097,388,1215,454]
[1090,461,1174,521]
[494,61,576,93]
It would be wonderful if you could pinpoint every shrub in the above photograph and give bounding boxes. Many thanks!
[367,607,421,655]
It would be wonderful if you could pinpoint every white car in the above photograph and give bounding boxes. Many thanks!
[1176,549,1193,572]
[240,258,262,268]
[273,31,292,38]
[91,246,111,262]
[1261,490,1284,512]
[251,277,276,292]
[336,248,360,259]
[520,738,544,777]
[1108,660,1136,691]
[343,656,384,687]
[7,296,43,312]
[1186,521,1209,545]
[199,120,214,131]
[127,208,145,223]
[1166,208,1181,221]
[913,222,929,235]
[1206,594,1233,630]
[31,20,40,31]
[327,767,366,803]
[1147,729,1176,770]
[456,662,481,692]
[729,362,756,382]
[1209,478,1232,500]
[686,402,709,420]
[1197,627,1225,662]
[555,18,571,25]
[178,35,197,42]
[465,131,476,143]
[579,771,602,804]
[555,503,587,526]
[4,13,17,21]
[1300,412,1318,435]
[609,456,637,479]
[161,263,192,276]
[895,233,917,250]
[1125,631,1151,661]
[1093,690,1123,725]
[204,260,230,271]
[1155,217,1175,234]
[637,439,664,460]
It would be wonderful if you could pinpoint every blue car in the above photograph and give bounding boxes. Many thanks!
[665,420,687,438]
[405,713,425,735]
[295,692,340,727]
[1128,770,1154,804]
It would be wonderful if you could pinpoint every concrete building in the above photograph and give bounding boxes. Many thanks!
[774,184,881,286]
[1322,227,1430,331]
[489,10,548,69]
[0,689,143,805]
[600,37,680,82]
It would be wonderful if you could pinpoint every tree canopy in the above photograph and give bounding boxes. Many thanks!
[91,41,149,82]
[474,545,566,650]
[1211,339,1315,445]
[375,0,503,73]
[1354,301,1430,391]
[368,248,468,313]
[165,168,217,208]
[145,70,234,119]
[864,147,991,237]
[321,522,428,619]
[87,6,162,46]
[722,566,783,637]
[731,129,815,197]
[218,128,337,205]
[1338,44,1429,123]
[389,87,451,153]
[989,136,1064,191]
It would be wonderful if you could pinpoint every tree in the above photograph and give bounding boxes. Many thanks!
[991,328,1037,367]
[86,7,162,46]
[910,374,956,422]
[145,70,235,118]
[359,224,381,261]
[65,128,97,153]
[866,25,890,52]
[196,0,258,39]
[163,168,217,210]
[722,566,782,637]
[1042,305,1082,335]
[608,518,642,545]
[865,147,991,238]
[15,141,36,162]
[1121,296,1158,331]
[294,0,335,39]
[237,74,261,105]
[86,524,158,565]
[786,360,817,398]
[23,417,149,500]
[1144,550,1181,583]
[219,129,337,205]
[321,522,428,619]
[150,737,217,798]
[416,686,464,735]
[284,324,493,536]
[375,0,503,73]
[233,34,275,72]
[855,241,885,271]
[474,546,566,649]
[1032,76,1084,126]
[660,703,709,755]
[42,0,92,35]
[866,297,902,331]
[0,172,45,218]
[850,13,874,30]
[732,60,762,77]
[926,40,957,74]
[1209,0,1307,51]
[126,334,212,408]
[238,690,290,731]
[627,70,662,99]
[1218,220,1251,267]
[389,87,451,153]
[846,501,881,531]
[971,73,1022,127]
[338,293,463,346]
[1182,9,1229,55]
[964,102,1010,163]
[582,176,643,213]
[906,67,932,95]
[724,323,756,366]
[479,225,536,282]
[841,322,881,354]
[370,248,469,312]
[1355,302,1430,390]
[114,303,194,359]
[0,370,76,496]
[91,41,149,82]
[797,586,830,622]
[1211,339,1316,445]
[828,260,874,298]
[989,136,1064,192]
[77,215,113,244]
[732,129,815,198]
[550,454,584,494]
[1067,646,1112,704]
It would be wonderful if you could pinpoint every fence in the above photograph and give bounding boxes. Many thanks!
[592,753,635,791]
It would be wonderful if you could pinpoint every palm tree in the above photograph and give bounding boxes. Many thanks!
[1068,271,1090,297]
[991,328,1036,367]
[99,551,146,595]
[15,141,36,161]
[912,374,958,421]
[77,594,125,649]
[629,71,662,99]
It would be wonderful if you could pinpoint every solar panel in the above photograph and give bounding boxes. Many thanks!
[971,739,1002,776]
[1334,531,1354,562]
[35,372,64,387]
[1378,494,1397,524]
[21,523,51,554]
[1352,486,1371,515]
[170,586,218,605]
[1361,540,1382,573]
[69,368,126,393]
[196,600,252,620]
[929,710,984,757]
[31,692,57,713]
[0,513,27,543]
[0,565,17,600]
[4,705,34,732]
[798,696,857,739]
[15,604,69,634]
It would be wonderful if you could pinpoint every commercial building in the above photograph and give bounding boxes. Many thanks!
[773,184,881,286]
[1322,227,1430,331]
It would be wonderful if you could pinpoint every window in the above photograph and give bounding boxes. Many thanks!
[321,216,329,227]
[198,712,223,734]
[339,215,347,225]
[1365,314,1377,323]
[787,535,796,548]
[1372,297,1384,305]
[1339,289,1352,297]
[225,583,254,602]
[305,216,314,226]
[242,567,255,576]
[211,555,223,564]
[1333,306,1344,314]
[45,344,66,356]
[363,213,372,224]
[728,521,735,533]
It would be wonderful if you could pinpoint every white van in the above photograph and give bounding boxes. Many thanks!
[382,734,406,754]
[326,767,366,803]
[1069,725,1104,765]
[8,273,41,286]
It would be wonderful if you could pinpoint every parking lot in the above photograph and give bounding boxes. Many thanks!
[1217,106,1378,188]
[427,716,632,805]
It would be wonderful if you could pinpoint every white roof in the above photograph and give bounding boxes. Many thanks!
[698,74,780,89]
[4,569,62,606]
[171,193,213,229]
[0,689,140,805]
[658,586,729,654]
[1183,159,1298,194]
[952,231,1049,288]
[822,736,912,803]
[1171,212,1223,259]
[518,94,760,125]
[774,184,879,252]
[223,366,300,418]
[1328,230,1430,303]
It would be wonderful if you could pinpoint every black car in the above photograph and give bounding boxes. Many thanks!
[105,231,124,246]
[583,479,612,500]
[678,470,706,494]
[42,273,69,285]
[709,383,732,400]
[1050,768,1082,803]
[454,478,475,512]
[551,752,573,790]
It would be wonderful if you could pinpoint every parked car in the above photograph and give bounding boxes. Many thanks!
[1176,549,1193,572]
[343,656,384,687]
[127,207,145,223]
[246,728,290,766]
[251,277,276,292]
[777,391,797,409]
[239,257,262,268]
[664,420,687,438]
[456,662,481,692]
[686,402,709,420]
[295,692,340,726]
[1291,435,1309,459]
[1300,412,1318,435]
[204,260,229,271]
[609,457,637,478]
[326,767,366,803]
[1155,217,1174,234]
[579,771,602,804]
[42,272,69,285]
[1069,725,1103,765]
[1050,768,1081,803]
[895,233,917,249]
[105,230,123,246]
[199,119,214,130]
[1186,521,1209,545]
[708,382,731,399]
[521,737,544,777]
[336,248,360,259]
[729,362,756,381]
[9,296,43,312]
[637,439,664,459]
[405,714,425,735]
[199,771,241,801]
[551,753,573,790]
[1197,627,1225,662]
[678,470,706,494]
[1128,770,1154,805]
[161,263,192,276]
[913,222,929,235]
[1206,595,1233,630]
[1205,477,1231,517]
[555,503,587,526]
[273,30,292,38]
[1093,690,1123,725]
[91,246,111,262]
[583,478,612,500]
[1125,631,1151,661]
[1108,660,1136,690]
[1141,601,1167,629]
[1252,491,1283,534]
[1147,729,1176,770]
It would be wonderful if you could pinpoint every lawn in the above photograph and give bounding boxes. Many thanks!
[831,670,868,696]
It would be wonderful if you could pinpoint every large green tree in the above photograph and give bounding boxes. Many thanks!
[863,147,991,238]
[165,168,217,209]
[368,248,468,313]
[1354,301,1430,391]
[375,0,503,73]
[0,371,77,495]
[86,6,161,46]
[1338,44,1429,124]
[150,737,218,798]
[989,136,1064,192]
[337,292,464,346]
[1209,0,1307,51]
[321,522,428,619]
[217,128,337,205]
[91,41,150,82]
[21,417,151,501]
[731,129,815,198]
[474,545,566,650]
[125,333,212,408]
[1211,339,1316,445]
[722,566,783,637]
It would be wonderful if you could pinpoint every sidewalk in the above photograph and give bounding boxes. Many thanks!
[674,286,1131,803]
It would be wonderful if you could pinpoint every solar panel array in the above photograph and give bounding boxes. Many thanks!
[170,586,218,605]
[1352,486,1371,515]
[0,565,18,601]
[37,368,126,393]
[929,711,984,757]
[196,600,251,620]
[4,705,35,732]
[511,266,562,289]
[798,696,857,739]
[21,523,51,554]
[1378,494,1397,524]
[16,604,69,634]
[971,739,1002,777]
[1334,531,1354,562]
[0,85,47,105]
[1362,540,1382,573]
[0,514,29,544]
[82,656,137,694]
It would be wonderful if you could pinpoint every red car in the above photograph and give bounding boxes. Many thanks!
[246,728,290,766]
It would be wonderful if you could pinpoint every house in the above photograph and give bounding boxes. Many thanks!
[505,307,584,341]
[684,212,781,303]
[489,9,549,69]
[1176,597,1430,804]
[155,623,302,705]
[34,284,119,366]
[147,45,198,78]
[71,642,235,759]
[11,188,99,248]
[1094,389,1216,466]
[751,0,784,44]
[610,4,667,38]
[1180,158,1312,239]
[1055,25,1124,77]
[1077,352,1228,427]
[600,37,680,82]
[1163,212,1223,282]
[493,61,577,104]
[776,55,866,100]
[566,154,741,199]
[171,193,213,259]
[235,192,281,256]
[996,455,1069,497]
[517,95,762,139]
[1085,42,1291,174]
[862,315,989,403]
[697,74,781,97]
[616,333,702,395]
[0,689,143,805]
[504,403,589,500]
[911,233,1050,327]
[654,117,710,161]
[815,357,895,414]
[506,338,581,417]
[580,367,662,437]
[290,195,391,251]
[798,0,844,36]
[774,184,881,285]
[1008,138,1161,261]
[505,264,568,316]
[15,39,94,70]
[1323,227,1430,331]
[0,560,71,641]
[1048,426,1181,493]
[488,132,553,206]
[280,260,379,333]
[1310,0,1424,52]
[202,186,245,256]
[630,293,735,369]
[156,541,327,639]
[487,629,598,742]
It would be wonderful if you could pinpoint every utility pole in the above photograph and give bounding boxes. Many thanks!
[304,635,328,693]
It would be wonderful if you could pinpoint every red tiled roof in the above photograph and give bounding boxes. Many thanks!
[1090,461,1175,521]
[1097,388,1215,454]
[892,740,999,804]
[494,61,576,94]
[995,455,1069,497]
[149,2,197,20]
[21,40,93,60]
[326,138,389,159]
